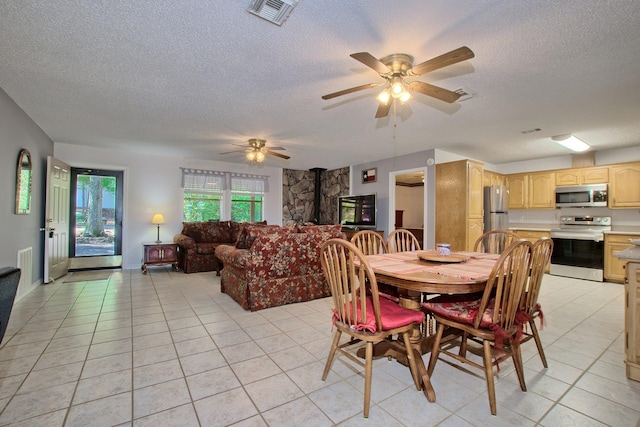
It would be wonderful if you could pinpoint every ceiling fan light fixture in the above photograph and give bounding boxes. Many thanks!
[246,150,256,161]
[376,88,391,105]
[399,90,412,104]
[255,151,266,162]
[390,77,405,99]
[551,134,590,152]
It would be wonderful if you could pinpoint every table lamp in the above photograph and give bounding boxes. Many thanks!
[151,213,165,243]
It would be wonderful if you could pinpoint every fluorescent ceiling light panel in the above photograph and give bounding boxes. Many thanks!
[551,134,590,152]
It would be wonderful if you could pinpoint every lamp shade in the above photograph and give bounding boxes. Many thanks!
[151,213,165,225]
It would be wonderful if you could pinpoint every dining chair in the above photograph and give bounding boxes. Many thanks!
[519,237,553,368]
[473,229,520,254]
[387,229,421,253]
[320,238,432,417]
[422,239,533,415]
[350,230,387,255]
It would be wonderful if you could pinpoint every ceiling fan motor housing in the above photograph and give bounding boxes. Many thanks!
[379,53,414,77]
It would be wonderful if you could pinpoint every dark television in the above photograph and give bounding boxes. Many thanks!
[337,193,377,230]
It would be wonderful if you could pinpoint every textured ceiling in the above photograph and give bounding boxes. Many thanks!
[1,1,639,170]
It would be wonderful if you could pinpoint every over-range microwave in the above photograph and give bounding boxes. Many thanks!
[555,184,608,208]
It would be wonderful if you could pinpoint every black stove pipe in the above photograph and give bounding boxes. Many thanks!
[309,167,326,224]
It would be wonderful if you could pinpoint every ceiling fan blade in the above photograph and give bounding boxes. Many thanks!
[266,150,290,160]
[375,102,392,118]
[267,146,286,150]
[220,150,245,155]
[409,46,474,76]
[321,83,380,100]
[350,52,392,74]
[409,81,461,103]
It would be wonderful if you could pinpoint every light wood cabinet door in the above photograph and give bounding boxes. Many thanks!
[610,163,640,208]
[555,170,581,186]
[604,234,636,282]
[528,172,555,209]
[582,167,609,184]
[436,159,484,252]
[555,166,609,186]
[467,218,484,252]
[468,161,484,219]
[507,174,528,209]
[625,262,640,381]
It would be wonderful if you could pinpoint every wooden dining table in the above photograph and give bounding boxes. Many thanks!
[362,249,501,360]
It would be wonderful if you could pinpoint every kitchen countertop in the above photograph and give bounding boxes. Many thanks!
[607,226,640,235]
[509,223,555,232]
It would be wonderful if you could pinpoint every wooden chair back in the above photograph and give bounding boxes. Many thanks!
[522,237,553,316]
[474,239,533,331]
[474,229,520,254]
[351,230,387,256]
[387,229,421,253]
[321,239,383,332]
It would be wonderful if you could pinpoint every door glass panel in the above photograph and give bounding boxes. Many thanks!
[72,172,120,257]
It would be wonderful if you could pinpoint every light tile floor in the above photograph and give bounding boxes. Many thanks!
[0,268,639,426]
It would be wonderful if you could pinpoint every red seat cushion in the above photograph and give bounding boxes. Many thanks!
[334,297,424,333]
[422,294,495,328]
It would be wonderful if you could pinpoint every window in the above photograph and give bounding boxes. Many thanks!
[231,194,262,222]
[181,168,268,222]
[183,193,222,222]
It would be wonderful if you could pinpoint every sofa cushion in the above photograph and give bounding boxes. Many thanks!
[236,224,282,249]
[195,243,219,255]
[181,221,232,243]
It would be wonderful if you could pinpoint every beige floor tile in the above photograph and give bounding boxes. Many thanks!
[133,378,191,419]
[132,403,200,427]
[73,369,132,405]
[66,392,132,427]
[186,366,241,400]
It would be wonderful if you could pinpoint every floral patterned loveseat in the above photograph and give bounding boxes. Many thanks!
[215,224,344,311]
[173,221,248,274]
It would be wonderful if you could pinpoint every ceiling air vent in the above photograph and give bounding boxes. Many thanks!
[453,87,475,101]
[248,0,298,26]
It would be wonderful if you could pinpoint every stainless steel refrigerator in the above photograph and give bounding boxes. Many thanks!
[483,185,509,233]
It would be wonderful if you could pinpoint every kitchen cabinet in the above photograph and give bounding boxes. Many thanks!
[436,160,484,251]
[555,166,609,186]
[605,234,637,282]
[624,262,640,381]
[609,162,640,208]
[483,170,505,187]
[507,172,555,209]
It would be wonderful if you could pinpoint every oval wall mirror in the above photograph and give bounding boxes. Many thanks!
[15,149,32,215]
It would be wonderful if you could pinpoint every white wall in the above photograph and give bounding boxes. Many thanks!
[55,143,283,269]
[395,186,424,228]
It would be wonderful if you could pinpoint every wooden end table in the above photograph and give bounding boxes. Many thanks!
[142,242,179,274]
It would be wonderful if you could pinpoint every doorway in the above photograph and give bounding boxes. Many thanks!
[390,168,426,247]
[69,168,123,270]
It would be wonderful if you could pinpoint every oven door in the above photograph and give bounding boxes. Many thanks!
[550,233,604,281]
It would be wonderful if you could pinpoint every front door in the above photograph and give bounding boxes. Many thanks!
[70,168,123,266]
[44,157,71,283]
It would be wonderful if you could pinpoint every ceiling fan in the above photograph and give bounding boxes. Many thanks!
[220,138,290,163]
[321,46,474,118]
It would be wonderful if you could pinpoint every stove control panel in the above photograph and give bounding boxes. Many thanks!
[559,216,611,226]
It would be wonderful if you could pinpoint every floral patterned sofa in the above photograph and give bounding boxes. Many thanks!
[173,221,249,274]
[215,224,344,311]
